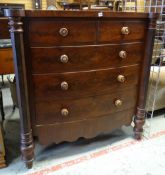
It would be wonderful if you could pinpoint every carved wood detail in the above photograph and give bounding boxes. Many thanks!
[134,17,157,139]
[8,16,34,168]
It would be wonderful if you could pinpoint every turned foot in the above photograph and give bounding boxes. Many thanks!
[134,108,145,140]
[21,131,34,169]
[134,127,143,140]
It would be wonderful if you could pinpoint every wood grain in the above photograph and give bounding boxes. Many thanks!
[33,65,140,101]
[0,48,14,74]
[4,9,158,168]
[31,43,144,74]
[28,19,96,46]
[23,10,157,19]
[36,108,135,144]
[98,20,147,43]
[35,87,138,125]
[0,18,10,39]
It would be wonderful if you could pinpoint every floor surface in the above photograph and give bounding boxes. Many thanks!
[0,79,165,175]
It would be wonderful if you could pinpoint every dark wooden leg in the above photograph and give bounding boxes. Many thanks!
[134,108,145,140]
[21,131,34,169]
[7,16,35,168]
[0,89,5,121]
[133,17,157,140]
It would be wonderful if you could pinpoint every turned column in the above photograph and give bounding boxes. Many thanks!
[134,14,158,139]
[5,10,34,168]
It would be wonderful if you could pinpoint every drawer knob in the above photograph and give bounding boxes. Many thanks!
[114,99,123,107]
[61,81,69,90]
[117,75,126,83]
[119,51,127,58]
[59,28,69,37]
[60,54,69,63]
[121,27,130,35]
[61,108,69,116]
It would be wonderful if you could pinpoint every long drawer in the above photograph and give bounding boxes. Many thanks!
[31,43,144,74]
[35,87,137,125]
[36,108,135,144]
[33,65,140,101]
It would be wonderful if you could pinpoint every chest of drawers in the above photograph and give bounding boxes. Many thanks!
[4,10,157,168]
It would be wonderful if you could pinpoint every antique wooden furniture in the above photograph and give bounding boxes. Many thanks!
[0,17,10,39]
[0,46,14,75]
[0,17,14,118]
[0,17,14,75]
[0,17,14,87]
[4,9,157,168]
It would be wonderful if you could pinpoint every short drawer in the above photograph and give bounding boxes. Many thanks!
[98,21,147,43]
[28,20,96,46]
[35,87,137,125]
[31,43,144,74]
[33,65,140,101]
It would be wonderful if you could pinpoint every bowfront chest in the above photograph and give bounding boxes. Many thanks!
[4,10,157,168]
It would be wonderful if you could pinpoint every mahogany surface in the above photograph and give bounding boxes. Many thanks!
[98,21,147,43]
[33,65,140,101]
[0,18,14,74]
[4,9,158,168]
[29,20,96,46]
[31,43,144,73]
[37,108,135,145]
[29,20,146,46]
[0,18,10,39]
[0,48,14,74]
[35,87,138,125]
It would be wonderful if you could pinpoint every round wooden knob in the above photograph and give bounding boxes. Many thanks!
[117,75,125,83]
[114,99,123,107]
[119,51,127,58]
[61,81,69,90]
[59,28,69,37]
[61,108,69,116]
[60,54,69,63]
[121,27,130,35]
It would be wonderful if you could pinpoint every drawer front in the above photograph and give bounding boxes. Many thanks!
[36,108,134,144]
[98,21,147,43]
[31,43,144,74]
[33,65,140,101]
[28,20,96,46]
[35,87,137,125]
